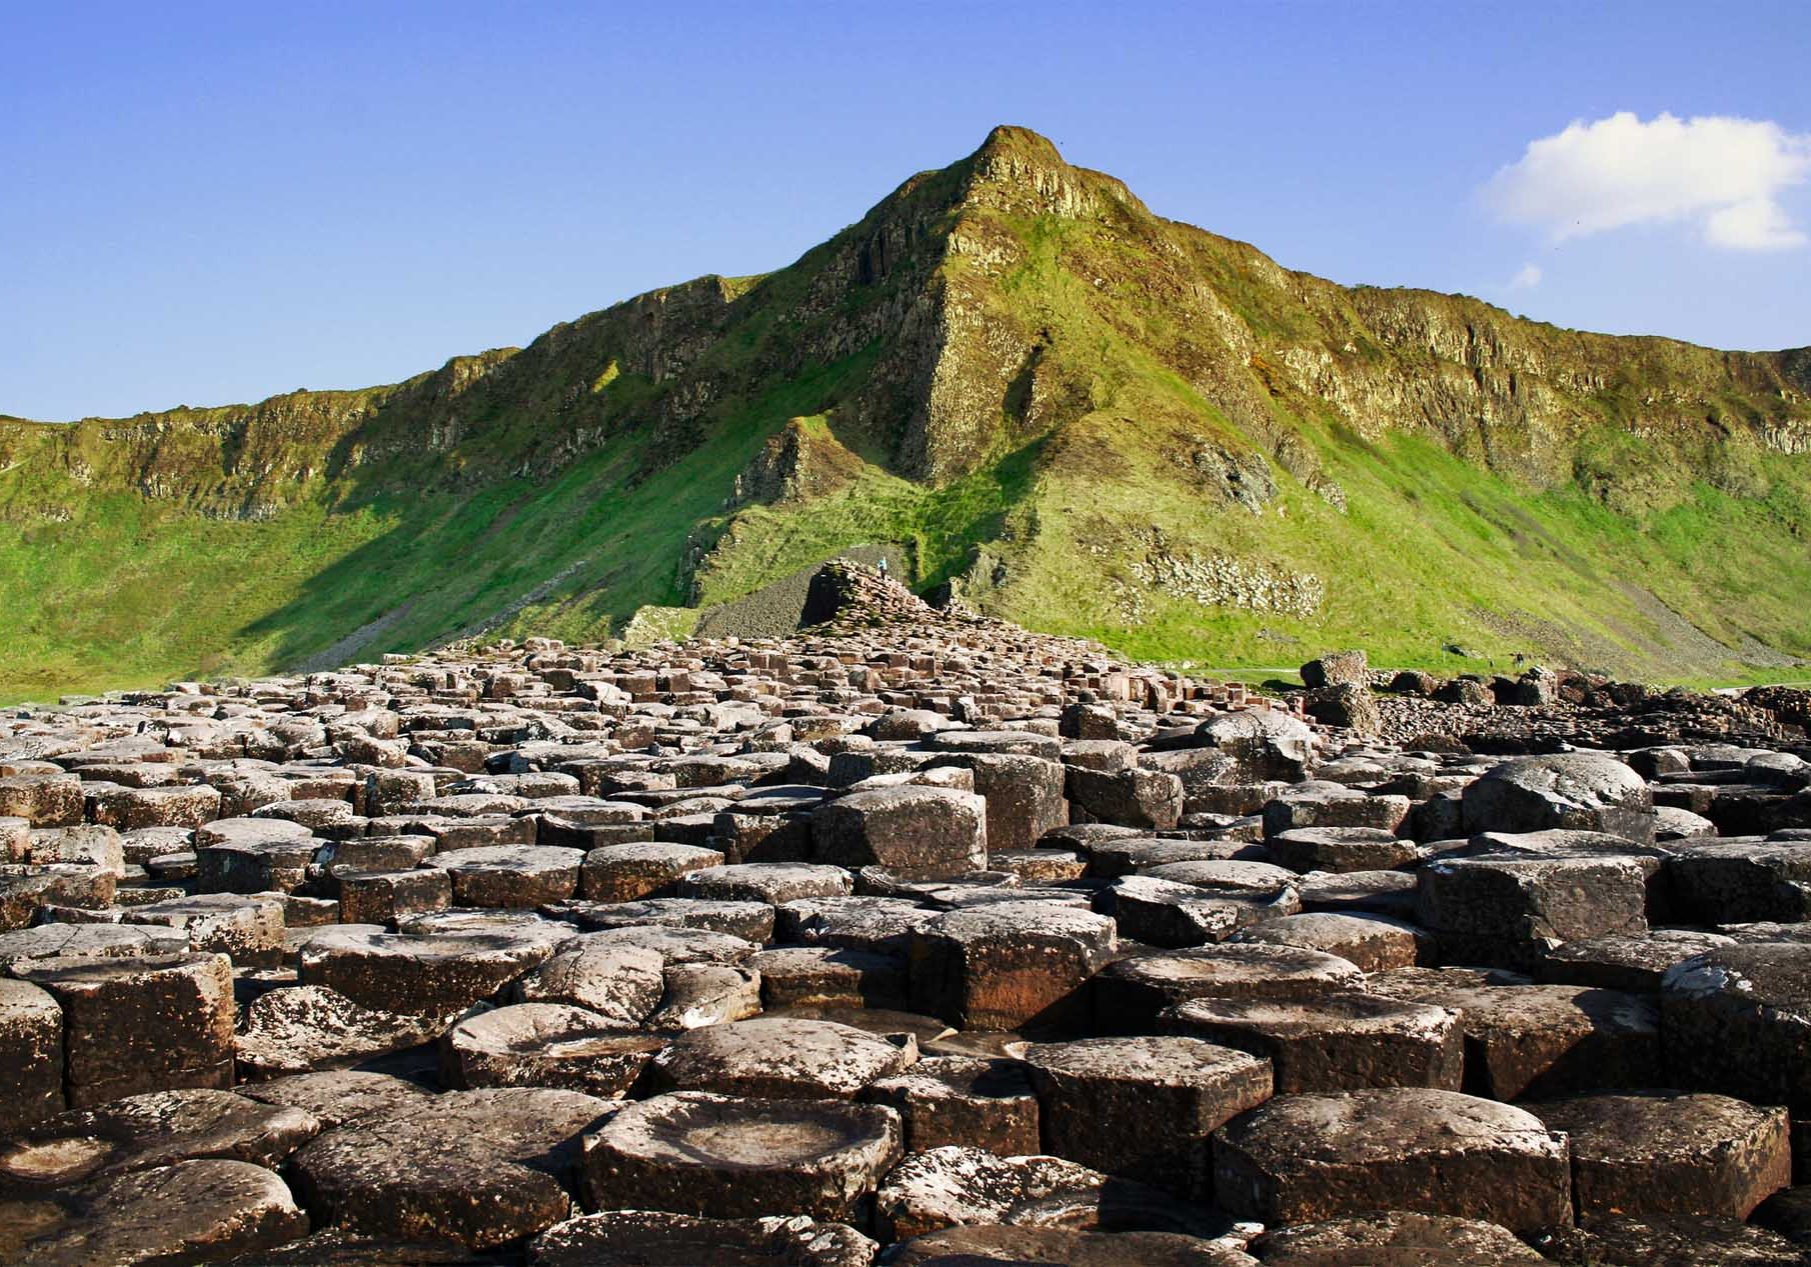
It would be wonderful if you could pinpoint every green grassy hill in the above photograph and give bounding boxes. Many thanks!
[4,126,1809,702]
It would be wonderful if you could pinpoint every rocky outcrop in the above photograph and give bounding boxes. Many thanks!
[2,125,1809,694]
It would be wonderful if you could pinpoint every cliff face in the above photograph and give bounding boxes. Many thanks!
[2,126,1808,699]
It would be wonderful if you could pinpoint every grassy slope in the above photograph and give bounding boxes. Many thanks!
[681,193,1811,687]
[0,351,868,703]
[3,131,1808,701]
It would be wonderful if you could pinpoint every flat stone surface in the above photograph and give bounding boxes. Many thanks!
[0,1158,308,1266]
[0,921,188,969]
[0,1087,319,1195]
[1212,1088,1571,1233]
[1531,1215,1811,1266]
[1251,1211,1549,1265]
[680,862,855,904]
[873,1144,1226,1243]
[1529,1092,1791,1220]
[290,1087,613,1249]
[886,1224,1256,1266]
[1539,927,1736,990]
[509,940,665,1025]
[579,1091,902,1223]
[298,927,565,1015]
[237,1070,432,1130]
[1094,944,1364,1032]
[1022,1035,1273,1199]
[650,1017,916,1099]
[861,1055,1040,1155]
[580,843,725,903]
[441,1003,665,1097]
[425,845,586,908]
[1266,827,1420,874]
[529,1209,876,1267]
[1163,992,1462,1093]
[1228,911,1425,973]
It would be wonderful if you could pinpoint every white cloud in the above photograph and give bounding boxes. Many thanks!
[1508,262,1542,289]
[1705,197,1807,249]
[1485,111,1811,251]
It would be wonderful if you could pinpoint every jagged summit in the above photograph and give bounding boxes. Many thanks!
[0,129,1808,700]
[976,123,1066,162]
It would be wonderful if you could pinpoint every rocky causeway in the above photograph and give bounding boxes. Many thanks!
[2,564,1811,1264]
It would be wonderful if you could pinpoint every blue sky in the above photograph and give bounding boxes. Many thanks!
[4,0,1808,421]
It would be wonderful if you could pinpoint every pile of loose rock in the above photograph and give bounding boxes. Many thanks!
[1297,648,1811,756]
[2,570,1811,1264]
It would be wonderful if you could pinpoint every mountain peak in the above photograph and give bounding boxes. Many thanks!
[973,124,1067,166]
[959,124,1144,222]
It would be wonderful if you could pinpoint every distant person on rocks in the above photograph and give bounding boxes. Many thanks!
[877,557,889,580]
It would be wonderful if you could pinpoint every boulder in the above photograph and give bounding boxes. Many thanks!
[1461,753,1656,844]
[1194,712,1317,783]
[1300,651,1368,689]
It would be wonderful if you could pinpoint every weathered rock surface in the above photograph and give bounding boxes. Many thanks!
[1,604,1808,1257]
[1212,1088,1571,1232]
[0,1158,308,1266]
[289,1087,612,1248]
[579,1091,902,1222]
[530,1209,877,1267]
